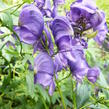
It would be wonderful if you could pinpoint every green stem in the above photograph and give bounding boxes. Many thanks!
[0,2,25,13]
[80,98,109,109]
[42,31,50,54]
[55,75,66,109]
[80,102,94,109]
[45,24,57,53]
[41,96,48,109]
[95,83,109,90]
[72,80,77,109]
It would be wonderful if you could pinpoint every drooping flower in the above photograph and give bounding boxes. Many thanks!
[51,16,89,80]
[69,0,108,45]
[87,67,100,83]
[15,4,44,44]
[34,52,55,95]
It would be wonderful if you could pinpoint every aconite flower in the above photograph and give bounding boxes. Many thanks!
[69,0,108,45]
[34,52,55,95]
[15,4,44,44]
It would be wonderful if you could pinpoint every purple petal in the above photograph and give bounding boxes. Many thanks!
[87,67,100,83]
[34,72,52,87]
[34,52,54,75]
[67,48,89,81]
[51,16,74,46]
[49,81,55,96]
[34,52,55,95]
[94,11,108,45]
[19,4,44,39]
[15,26,37,44]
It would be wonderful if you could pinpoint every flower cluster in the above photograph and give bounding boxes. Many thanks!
[14,0,108,95]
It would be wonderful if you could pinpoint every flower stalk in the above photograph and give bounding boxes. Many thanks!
[55,75,66,109]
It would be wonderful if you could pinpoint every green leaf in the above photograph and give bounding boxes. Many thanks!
[26,71,35,98]
[51,92,60,104]
[0,12,13,29]
[36,84,50,103]
[76,83,91,109]
[98,71,108,87]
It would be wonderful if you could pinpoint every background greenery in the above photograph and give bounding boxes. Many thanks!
[0,0,109,109]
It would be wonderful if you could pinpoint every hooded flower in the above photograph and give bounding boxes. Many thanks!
[69,0,108,45]
[34,52,55,95]
[15,4,44,44]
[51,16,89,80]
[87,67,100,83]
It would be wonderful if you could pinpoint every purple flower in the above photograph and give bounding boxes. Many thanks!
[15,4,44,44]
[69,0,108,45]
[51,16,90,80]
[87,67,100,83]
[34,52,55,95]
